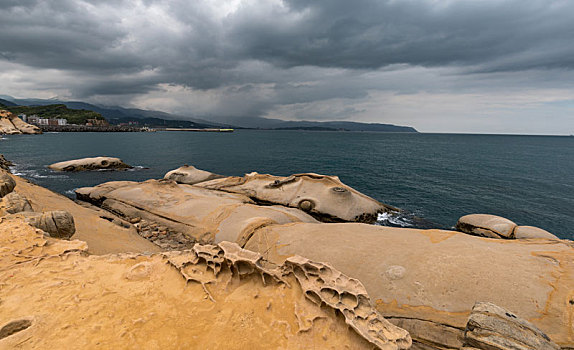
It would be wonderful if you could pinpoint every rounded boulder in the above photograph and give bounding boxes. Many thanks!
[455,214,517,238]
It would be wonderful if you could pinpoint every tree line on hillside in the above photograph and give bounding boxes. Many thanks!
[0,103,106,125]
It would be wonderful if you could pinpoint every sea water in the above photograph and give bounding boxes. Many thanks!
[1,130,572,239]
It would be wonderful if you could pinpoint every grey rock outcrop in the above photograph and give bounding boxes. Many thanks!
[0,155,12,172]
[8,211,76,239]
[0,192,33,215]
[464,302,560,350]
[0,172,16,198]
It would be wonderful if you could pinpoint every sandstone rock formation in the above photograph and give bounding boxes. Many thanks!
[0,113,21,134]
[463,302,560,350]
[513,225,558,239]
[76,179,318,248]
[197,171,398,222]
[0,217,411,349]
[456,214,558,240]
[456,214,517,238]
[49,156,132,171]
[164,164,225,185]
[242,223,572,348]
[6,171,159,254]
[9,114,43,134]
[0,109,42,134]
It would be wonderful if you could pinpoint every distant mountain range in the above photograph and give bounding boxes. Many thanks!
[0,95,417,132]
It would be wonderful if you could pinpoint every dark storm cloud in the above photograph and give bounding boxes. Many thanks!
[227,0,574,70]
[0,0,573,127]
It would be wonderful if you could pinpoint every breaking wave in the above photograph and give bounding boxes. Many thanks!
[375,212,414,227]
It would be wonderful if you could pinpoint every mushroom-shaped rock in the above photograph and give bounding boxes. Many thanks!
[464,302,560,350]
[0,172,16,198]
[514,226,558,240]
[0,192,33,215]
[8,210,76,239]
[455,214,517,238]
[198,172,397,223]
[164,165,224,185]
[49,157,132,172]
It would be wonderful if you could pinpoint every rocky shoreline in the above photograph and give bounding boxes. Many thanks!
[1,156,572,349]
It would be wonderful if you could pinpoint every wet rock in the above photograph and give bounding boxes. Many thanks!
[49,157,132,172]
[456,214,517,238]
[164,164,224,185]
[8,210,76,239]
[464,302,560,350]
[0,172,16,198]
[514,226,558,240]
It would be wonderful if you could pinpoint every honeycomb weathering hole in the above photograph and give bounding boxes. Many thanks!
[320,287,340,305]
[340,292,358,309]
[0,319,32,340]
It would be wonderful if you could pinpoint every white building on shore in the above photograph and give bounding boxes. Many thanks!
[20,115,68,126]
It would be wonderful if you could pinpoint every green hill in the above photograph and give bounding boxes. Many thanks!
[3,104,106,125]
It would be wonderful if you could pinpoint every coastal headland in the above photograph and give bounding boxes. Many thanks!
[1,155,571,349]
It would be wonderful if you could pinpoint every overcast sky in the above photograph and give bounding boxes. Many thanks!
[1,0,573,134]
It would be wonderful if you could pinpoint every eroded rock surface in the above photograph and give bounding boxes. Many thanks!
[7,210,76,239]
[456,214,558,240]
[9,173,159,254]
[0,154,13,172]
[0,217,411,349]
[76,179,318,248]
[197,171,397,222]
[0,191,33,215]
[0,171,16,197]
[464,302,560,350]
[243,222,573,348]
[456,214,517,238]
[164,164,225,185]
[49,156,132,171]
[9,114,42,134]
[0,110,42,134]
[514,225,558,240]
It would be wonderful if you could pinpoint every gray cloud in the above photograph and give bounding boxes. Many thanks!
[0,0,573,133]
